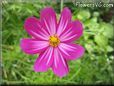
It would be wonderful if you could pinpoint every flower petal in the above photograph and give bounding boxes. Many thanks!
[34,47,54,72]
[20,38,49,54]
[57,7,72,36]
[40,7,57,35]
[58,43,85,60]
[24,17,49,40]
[52,48,69,78]
[60,20,83,42]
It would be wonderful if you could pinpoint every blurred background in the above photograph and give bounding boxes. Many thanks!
[2,0,114,85]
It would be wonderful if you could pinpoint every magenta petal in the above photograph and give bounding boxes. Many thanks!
[40,7,57,35]
[52,48,69,78]
[34,47,54,72]
[57,7,72,36]
[24,17,49,40]
[58,43,85,60]
[60,20,83,42]
[20,38,49,54]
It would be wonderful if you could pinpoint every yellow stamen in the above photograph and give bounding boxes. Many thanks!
[49,35,60,47]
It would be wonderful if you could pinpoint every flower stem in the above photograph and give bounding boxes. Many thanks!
[60,0,64,12]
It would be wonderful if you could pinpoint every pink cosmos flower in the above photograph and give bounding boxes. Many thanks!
[20,7,84,77]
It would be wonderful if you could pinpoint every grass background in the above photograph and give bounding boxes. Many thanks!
[2,0,114,85]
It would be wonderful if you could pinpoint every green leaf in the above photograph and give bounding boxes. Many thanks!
[84,17,99,31]
[94,34,108,48]
[93,12,100,17]
[100,23,114,39]
[107,46,113,52]
[76,10,91,21]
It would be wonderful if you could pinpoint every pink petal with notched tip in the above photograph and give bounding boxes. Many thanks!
[20,38,49,54]
[58,43,85,60]
[60,20,83,42]
[24,17,49,40]
[52,48,69,78]
[57,7,72,36]
[34,47,54,72]
[40,7,57,35]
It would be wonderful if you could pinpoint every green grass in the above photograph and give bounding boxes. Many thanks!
[2,1,114,85]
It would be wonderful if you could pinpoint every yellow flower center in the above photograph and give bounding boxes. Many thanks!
[49,35,60,47]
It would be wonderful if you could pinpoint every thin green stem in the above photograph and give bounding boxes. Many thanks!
[68,68,81,81]
[60,0,64,12]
